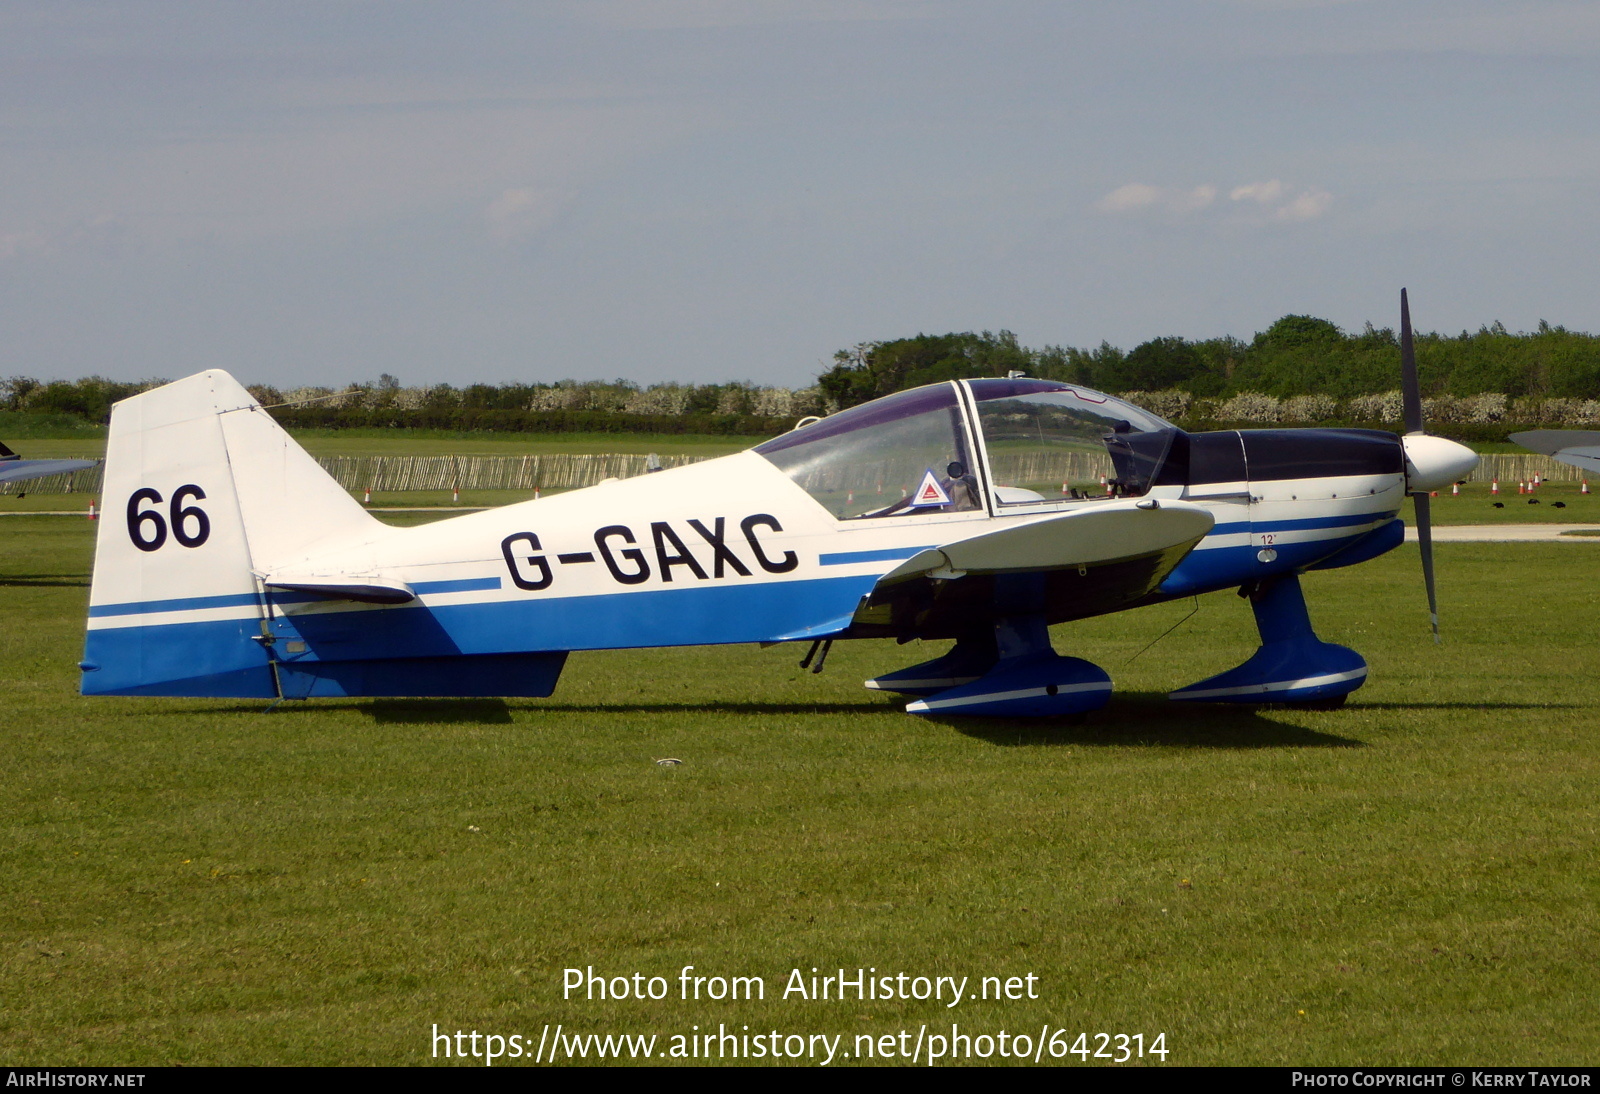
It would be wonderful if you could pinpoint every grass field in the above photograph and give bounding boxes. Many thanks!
[1404,481,1600,524]
[2,517,1598,1066]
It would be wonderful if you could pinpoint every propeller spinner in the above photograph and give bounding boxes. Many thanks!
[1397,289,1479,642]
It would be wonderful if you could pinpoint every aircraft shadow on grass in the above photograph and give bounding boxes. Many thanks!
[129,696,1568,744]
[928,691,1365,749]
[225,698,888,720]
[136,695,1349,750]
[367,699,514,724]
[1340,701,1580,712]
[526,700,898,717]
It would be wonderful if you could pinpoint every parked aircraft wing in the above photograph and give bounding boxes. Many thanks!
[1510,430,1600,474]
[0,453,95,485]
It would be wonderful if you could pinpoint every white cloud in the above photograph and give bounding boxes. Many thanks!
[0,229,48,260]
[1227,180,1333,223]
[1097,182,1163,212]
[1171,184,1218,213]
[1226,2,1600,59]
[1096,182,1216,215]
[1230,179,1285,204]
[573,0,948,31]
[485,188,568,243]
[1275,188,1333,222]
[0,214,123,261]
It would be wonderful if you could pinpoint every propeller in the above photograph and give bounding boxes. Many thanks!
[1399,289,1441,643]
[1397,291,1479,643]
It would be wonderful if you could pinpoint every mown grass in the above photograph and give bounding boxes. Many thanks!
[1,518,1598,1066]
[1403,481,1600,524]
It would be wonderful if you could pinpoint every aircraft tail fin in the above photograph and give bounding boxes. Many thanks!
[81,371,382,696]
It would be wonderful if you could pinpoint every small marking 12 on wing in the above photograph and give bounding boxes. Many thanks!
[501,514,798,592]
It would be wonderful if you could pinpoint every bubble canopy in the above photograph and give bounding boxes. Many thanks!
[754,379,1179,519]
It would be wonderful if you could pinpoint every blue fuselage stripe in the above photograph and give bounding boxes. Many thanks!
[89,576,506,618]
[819,545,937,566]
[1208,512,1393,537]
[412,577,502,594]
[89,591,262,617]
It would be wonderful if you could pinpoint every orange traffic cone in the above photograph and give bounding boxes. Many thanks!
[1451,482,1459,495]
[87,502,96,521]
[363,487,371,504]
[1491,478,1499,494]
[1583,480,1591,495]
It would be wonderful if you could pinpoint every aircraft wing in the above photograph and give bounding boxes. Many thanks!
[853,499,1215,638]
[0,457,96,485]
[875,500,1214,584]
[1509,430,1600,474]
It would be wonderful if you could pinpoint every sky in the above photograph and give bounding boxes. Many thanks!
[3,0,1599,390]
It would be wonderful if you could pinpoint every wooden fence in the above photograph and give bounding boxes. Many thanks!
[0,453,712,497]
[0,449,1589,496]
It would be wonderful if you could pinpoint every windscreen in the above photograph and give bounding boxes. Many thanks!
[754,384,981,519]
[967,378,1179,503]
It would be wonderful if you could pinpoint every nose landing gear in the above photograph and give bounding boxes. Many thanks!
[1169,574,1366,706]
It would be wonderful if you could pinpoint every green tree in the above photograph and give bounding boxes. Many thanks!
[816,331,1035,408]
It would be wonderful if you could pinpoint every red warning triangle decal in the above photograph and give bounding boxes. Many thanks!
[910,469,951,507]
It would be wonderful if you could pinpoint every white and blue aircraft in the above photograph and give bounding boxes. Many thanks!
[80,297,1478,717]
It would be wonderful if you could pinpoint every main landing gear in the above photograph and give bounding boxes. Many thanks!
[865,572,1366,716]
[866,616,1111,718]
[1168,573,1367,706]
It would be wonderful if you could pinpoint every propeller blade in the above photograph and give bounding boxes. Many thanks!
[1413,484,1440,643]
[1402,290,1440,640]
[1400,287,1423,434]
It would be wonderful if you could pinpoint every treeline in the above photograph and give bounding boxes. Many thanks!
[6,314,1600,440]
[0,375,827,437]
[817,318,1600,407]
[254,376,823,436]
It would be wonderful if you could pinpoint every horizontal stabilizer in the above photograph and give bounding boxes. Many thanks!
[265,574,416,604]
